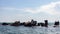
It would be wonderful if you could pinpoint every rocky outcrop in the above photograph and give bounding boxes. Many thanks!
[37,23,40,26]
[37,20,48,27]
[31,19,37,26]
[20,22,25,25]
[2,23,9,25]
[24,19,37,27]
[24,22,32,27]
[44,20,48,27]
[37,23,45,27]
[11,21,20,26]
[53,21,59,27]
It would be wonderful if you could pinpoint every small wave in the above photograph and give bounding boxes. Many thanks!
[0,26,60,34]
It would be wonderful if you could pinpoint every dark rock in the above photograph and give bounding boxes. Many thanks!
[31,19,37,26]
[37,20,48,27]
[20,22,25,25]
[11,21,20,26]
[2,23,8,25]
[54,21,59,25]
[24,22,32,27]
[37,23,45,27]
[53,21,59,27]
[40,23,45,27]
[37,23,41,26]
[44,20,48,27]
[24,19,37,27]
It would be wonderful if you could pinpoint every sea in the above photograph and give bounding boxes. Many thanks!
[0,23,60,34]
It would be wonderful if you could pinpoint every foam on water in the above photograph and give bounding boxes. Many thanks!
[0,25,60,34]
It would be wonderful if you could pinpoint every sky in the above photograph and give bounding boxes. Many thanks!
[0,0,60,22]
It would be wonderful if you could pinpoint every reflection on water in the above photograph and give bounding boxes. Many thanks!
[0,25,60,34]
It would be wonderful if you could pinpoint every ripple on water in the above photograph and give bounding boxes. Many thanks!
[0,25,60,34]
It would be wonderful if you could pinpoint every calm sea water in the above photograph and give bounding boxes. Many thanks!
[0,23,60,34]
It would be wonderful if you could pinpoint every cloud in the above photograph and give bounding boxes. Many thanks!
[22,1,60,15]
[39,1,60,15]
[0,1,60,22]
[0,1,60,15]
